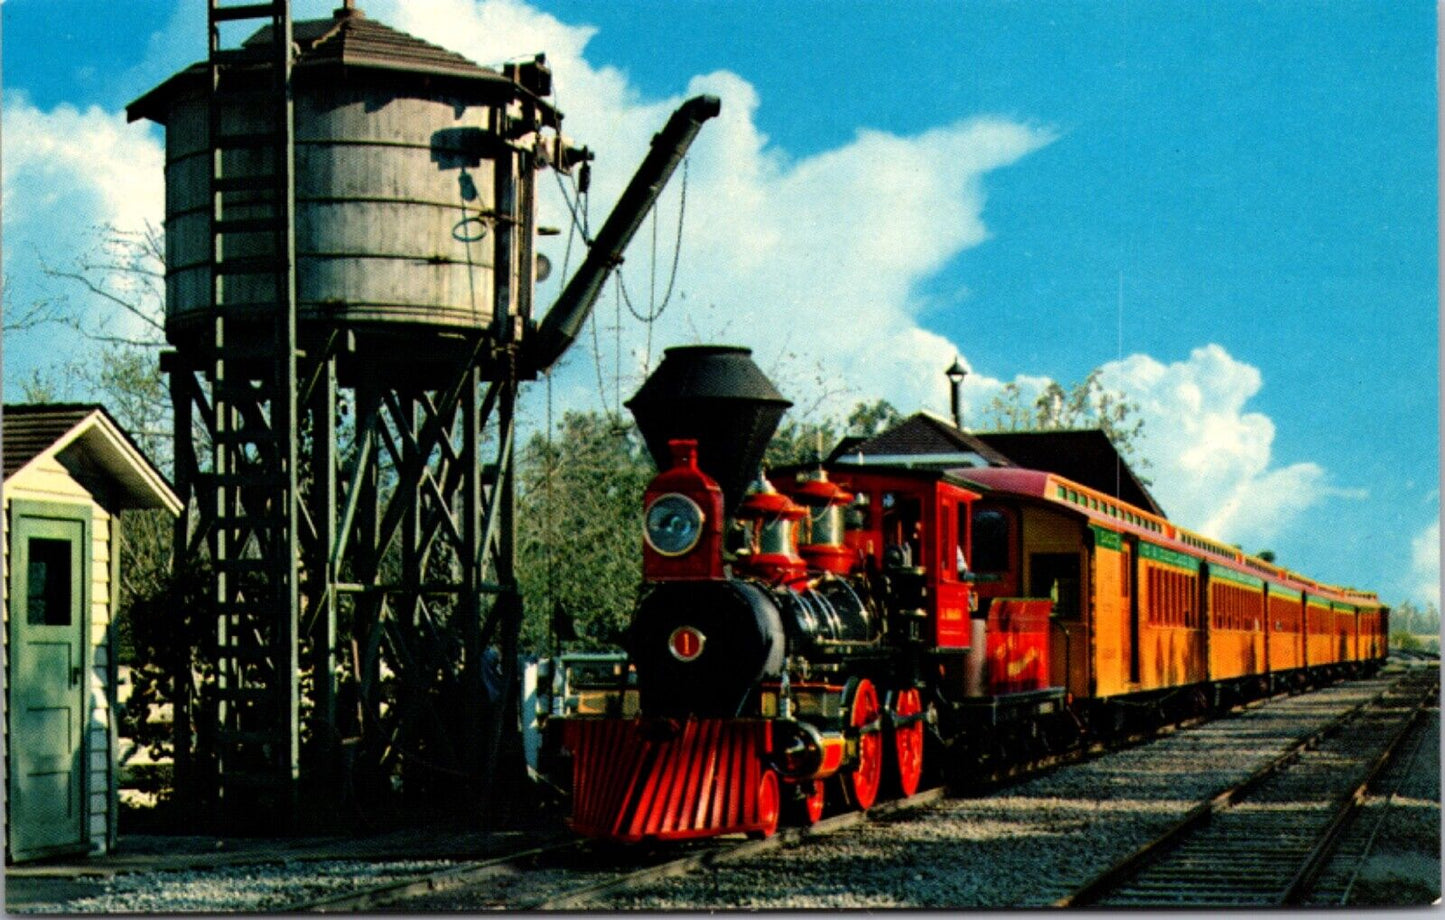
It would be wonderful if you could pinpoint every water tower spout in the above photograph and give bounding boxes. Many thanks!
[529,95,720,373]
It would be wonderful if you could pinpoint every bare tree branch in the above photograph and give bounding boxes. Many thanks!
[41,261,165,337]
[2,292,66,331]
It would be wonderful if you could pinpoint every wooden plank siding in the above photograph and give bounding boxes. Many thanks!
[1206,567,1266,682]
[1136,543,1205,691]
[1266,585,1306,673]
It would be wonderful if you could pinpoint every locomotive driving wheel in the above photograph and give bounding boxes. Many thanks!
[749,769,780,839]
[886,687,925,797]
[844,677,883,810]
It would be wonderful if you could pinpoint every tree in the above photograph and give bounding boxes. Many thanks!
[1391,630,1425,651]
[514,397,909,656]
[515,410,654,655]
[6,225,175,662]
[846,399,902,439]
[978,369,1150,479]
[5,228,187,776]
[765,417,839,469]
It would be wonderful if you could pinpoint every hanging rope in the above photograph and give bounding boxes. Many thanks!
[614,268,623,419]
[617,158,688,373]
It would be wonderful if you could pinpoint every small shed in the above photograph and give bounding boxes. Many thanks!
[3,404,180,863]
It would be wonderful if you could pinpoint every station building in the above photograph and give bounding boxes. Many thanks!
[4,405,180,863]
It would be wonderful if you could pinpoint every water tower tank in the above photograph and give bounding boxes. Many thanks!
[127,6,562,349]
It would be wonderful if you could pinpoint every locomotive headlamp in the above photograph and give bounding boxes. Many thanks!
[644,493,705,556]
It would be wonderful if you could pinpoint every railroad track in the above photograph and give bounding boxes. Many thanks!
[291,673,1421,912]
[1304,692,1438,906]
[1056,669,1439,908]
[285,789,946,912]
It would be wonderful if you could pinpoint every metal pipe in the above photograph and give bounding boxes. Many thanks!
[529,94,720,372]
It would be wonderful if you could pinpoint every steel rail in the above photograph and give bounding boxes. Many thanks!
[275,788,944,912]
[264,673,1407,912]
[285,838,588,912]
[1279,692,1431,903]
[1335,708,1435,904]
[516,787,947,912]
[1055,669,1438,908]
[973,677,1314,793]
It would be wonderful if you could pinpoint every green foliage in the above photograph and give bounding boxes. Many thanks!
[765,417,840,468]
[515,411,654,656]
[516,397,904,655]
[119,562,219,767]
[1389,600,1440,636]
[978,369,1150,480]
[764,399,901,469]
[846,399,902,439]
[1391,631,1425,651]
[115,509,173,663]
[17,225,176,666]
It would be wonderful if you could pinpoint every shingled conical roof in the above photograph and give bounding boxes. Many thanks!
[129,6,552,125]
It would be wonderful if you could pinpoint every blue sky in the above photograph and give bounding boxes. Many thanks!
[2,0,1438,611]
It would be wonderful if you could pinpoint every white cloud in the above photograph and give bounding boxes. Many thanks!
[1098,344,1363,547]
[2,95,163,240]
[1410,520,1440,608]
[3,2,1359,576]
[2,94,165,358]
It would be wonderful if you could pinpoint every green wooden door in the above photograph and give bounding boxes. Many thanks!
[8,501,90,861]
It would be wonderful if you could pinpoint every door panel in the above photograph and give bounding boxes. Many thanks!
[9,504,89,861]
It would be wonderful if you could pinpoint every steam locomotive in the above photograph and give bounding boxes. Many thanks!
[529,345,1388,842]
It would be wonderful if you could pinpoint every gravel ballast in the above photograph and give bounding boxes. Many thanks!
[594,673,1429,910]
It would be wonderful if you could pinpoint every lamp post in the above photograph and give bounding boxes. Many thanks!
[946,357,968,430]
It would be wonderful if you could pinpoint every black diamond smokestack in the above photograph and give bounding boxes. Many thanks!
[626,345,792,516]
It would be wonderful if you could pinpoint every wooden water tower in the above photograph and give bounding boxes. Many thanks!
[127,0,716,827]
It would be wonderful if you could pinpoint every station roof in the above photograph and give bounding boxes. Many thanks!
[3,404,181,514]
[830,412,1012,469]
[972,429,1164,518]
[830,413,1164,518]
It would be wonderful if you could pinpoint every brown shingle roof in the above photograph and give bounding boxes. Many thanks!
[830,413,1165,519]
[249,9,511,84]
[833,412,1013,467]
[3,403,180,513]
[2,404,100,480]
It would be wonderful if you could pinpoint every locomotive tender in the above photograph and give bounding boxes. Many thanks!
[537,346,1388,842]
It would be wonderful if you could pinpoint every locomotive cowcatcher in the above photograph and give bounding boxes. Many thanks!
[539,346,1064,841]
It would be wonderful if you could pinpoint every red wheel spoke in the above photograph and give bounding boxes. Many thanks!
[753,770,779,838]
[849,679,882,810]
[893,687,924,797]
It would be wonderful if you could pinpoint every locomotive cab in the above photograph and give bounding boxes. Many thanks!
[825,467,984,651]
